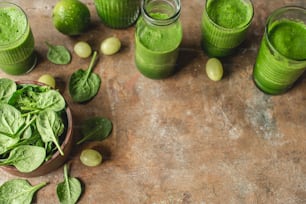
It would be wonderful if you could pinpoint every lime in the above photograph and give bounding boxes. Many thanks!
[38,74,56,88]
[52,0,91,36]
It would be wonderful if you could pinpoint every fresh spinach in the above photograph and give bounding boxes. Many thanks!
[0,79,68,173]
[46,41,71,65]
[36,110,64,155]
[77,117,112,144]
[69,51,101,103]
[0,104,25,136]
[0,179,47,204]
[0,145,46,173]
[56,164,82,204]
[0,78,16,104]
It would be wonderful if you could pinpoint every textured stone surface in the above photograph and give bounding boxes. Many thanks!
[0,0,305,203]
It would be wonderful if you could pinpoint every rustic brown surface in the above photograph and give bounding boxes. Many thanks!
[1,0,306,203]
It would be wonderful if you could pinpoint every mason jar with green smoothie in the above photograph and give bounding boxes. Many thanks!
[94,0,140,29]
[0,2,36,75]
[201,0,254,57]
[135,0,183,79]
[253,7,306,95]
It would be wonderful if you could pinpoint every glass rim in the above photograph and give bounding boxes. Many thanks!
[141,0,181,26]
[265,6,306,62]
[0,2,29,47]
[204,0,254,31]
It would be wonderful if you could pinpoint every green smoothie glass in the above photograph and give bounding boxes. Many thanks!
[94,0,140,29]
[253,7,306,95]
[0,2,36,75]
[201,0,254,57]
[135,0,183,79]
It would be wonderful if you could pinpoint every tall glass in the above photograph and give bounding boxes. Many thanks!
[201,0,254,57]
[94,0,140,29]
[135,0,182,79]
[0,2,36,75]
[253,7,306,95]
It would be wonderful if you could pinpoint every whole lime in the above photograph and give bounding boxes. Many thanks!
[52,0,91,36]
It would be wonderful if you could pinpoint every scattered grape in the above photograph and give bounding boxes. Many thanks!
[100,37,121,55]
[38,74,56,88]
[74,41,92,58]
[205,58,223,81]
[80,149,102,167]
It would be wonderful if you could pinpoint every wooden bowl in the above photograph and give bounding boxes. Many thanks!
[0,81,73,177]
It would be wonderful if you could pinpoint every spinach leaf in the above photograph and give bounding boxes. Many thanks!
[36,110,64,155]
[0,145,46,173]
[77,117,112,144]
[46,41,71,65]
[0,179,47,204]
[69,51,101,103]
[57,164,82,204]
[0,104,25,135]
[0,78,16,104]
[0,133,19,155]
[37,90,66,111]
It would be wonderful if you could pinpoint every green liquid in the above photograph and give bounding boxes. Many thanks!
[94,0,140,29]
[253,19,306,94]
[0,5,36,75]
[201,0,253,57]
[135,15,182,79]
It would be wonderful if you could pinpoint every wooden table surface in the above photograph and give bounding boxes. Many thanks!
[1,0,306,203]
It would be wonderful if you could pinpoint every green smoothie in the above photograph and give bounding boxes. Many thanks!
[0,3,36,75]
[135,14,182,79]
[94,0,140,29]
[201,0,253,57]
[253,19,306,94]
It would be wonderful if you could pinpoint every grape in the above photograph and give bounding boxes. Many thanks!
[38,74,56,88]
[74,41,92,58]
[80,149,102,167]
[205,58,223,81]
[100,37,121,55]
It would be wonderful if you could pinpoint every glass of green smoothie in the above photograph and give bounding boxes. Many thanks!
[201,0,254,57]
[253,7,306,95]
[94,0,140,29]
[0,2,36,75]
[135,0,183,79]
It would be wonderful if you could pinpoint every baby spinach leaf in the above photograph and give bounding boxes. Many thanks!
[0,179,47,204]
[0,133,19,155]
[36,110,64,155]
[0,145,46,173]
[0,78,16,104]
[37,90,66,111]
[46,41,71,65]
[57,164,82,204]
[0,104,25,135]
[77,117,112,144]
[69,51,101,103]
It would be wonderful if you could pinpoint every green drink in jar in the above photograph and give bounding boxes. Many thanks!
[253,7,306,94]
[94,0,140,29]
[0,2,36,75]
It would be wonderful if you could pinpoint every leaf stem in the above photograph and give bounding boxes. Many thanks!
[85,51,98,80]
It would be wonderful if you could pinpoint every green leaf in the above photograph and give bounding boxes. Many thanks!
[0,145,46,173]
[0,104,25,135]
[0,78,16,104]
[57,164,82,204]
[37,90,66,111]
[0,179,47,204]
[77,117,112,144]
[36,110,64,155]
[46,41,71,65]
[69,51,101,103]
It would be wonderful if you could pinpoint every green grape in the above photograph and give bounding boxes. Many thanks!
[74,41,92,58]
[38,74,56,88]
[80,149,102,167]
[100,37,121,55]
[205,58,223,81]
